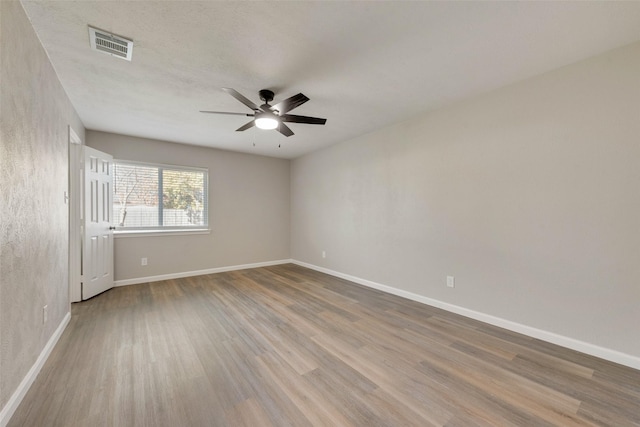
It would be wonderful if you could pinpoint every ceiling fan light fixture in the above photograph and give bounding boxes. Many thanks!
[255,112,279,130]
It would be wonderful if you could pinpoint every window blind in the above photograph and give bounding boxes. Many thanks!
[113,161,208,231]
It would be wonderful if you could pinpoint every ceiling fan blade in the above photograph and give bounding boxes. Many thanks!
[222,87,260,111]
[276,122,294,137]
[236,120,256,132]
[200,110,254,117]
[280,114,327,125]
[270,93,309,114]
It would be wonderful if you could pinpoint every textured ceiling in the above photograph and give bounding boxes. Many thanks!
[21,1,640,159]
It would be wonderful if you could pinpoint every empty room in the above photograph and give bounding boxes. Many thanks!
[1,1,639,426]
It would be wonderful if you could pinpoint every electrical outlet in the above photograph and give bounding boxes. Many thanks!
[43,305,48,324]
[446,276,455,288]
[141,257,148,266]
[322,251,326,259]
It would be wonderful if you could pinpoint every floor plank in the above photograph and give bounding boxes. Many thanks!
[8,264,640,426]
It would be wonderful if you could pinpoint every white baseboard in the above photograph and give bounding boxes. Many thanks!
[292,260,640,371]
[0,312,71,427]
[114,259,293,287]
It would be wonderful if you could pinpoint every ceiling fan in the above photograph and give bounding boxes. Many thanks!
[201,88,327,137]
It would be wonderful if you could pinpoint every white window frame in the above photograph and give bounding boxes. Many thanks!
[112,159,209,236]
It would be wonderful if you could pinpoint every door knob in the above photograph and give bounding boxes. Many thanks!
[109,226,116,230]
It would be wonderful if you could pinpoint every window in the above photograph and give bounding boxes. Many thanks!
[113,160,208,231]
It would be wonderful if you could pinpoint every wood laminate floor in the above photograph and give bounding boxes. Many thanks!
[8,264,640,426]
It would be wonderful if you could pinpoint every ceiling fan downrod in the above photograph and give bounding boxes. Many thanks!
[259,89,275,105]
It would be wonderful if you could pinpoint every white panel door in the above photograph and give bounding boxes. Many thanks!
[82,146,114,300]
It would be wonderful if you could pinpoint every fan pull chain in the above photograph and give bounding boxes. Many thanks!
[277,121,281,148]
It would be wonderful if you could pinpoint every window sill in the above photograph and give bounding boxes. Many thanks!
[114,229,210,238]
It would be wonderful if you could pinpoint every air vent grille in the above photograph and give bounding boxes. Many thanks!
[88,26,133,61]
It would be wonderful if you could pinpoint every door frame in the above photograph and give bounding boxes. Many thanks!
[68,126,82,302]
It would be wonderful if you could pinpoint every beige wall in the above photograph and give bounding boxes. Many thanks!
[0,1,85,412]
[87,131,290,281]
[291,42,640,359]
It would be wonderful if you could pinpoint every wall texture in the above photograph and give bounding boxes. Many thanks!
[87,131,290,281]
[291,42,640,360]
[0,1,85,412]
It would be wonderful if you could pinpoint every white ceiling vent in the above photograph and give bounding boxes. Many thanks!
[88,26,133,61]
